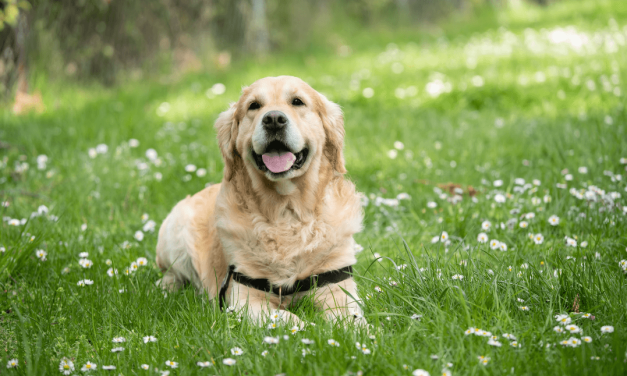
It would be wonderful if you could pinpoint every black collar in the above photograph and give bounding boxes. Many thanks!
[219,265,353,310]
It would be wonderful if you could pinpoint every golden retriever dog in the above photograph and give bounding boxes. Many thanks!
[156,76,364,326]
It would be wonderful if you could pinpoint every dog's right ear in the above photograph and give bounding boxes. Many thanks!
[214,104,238,181]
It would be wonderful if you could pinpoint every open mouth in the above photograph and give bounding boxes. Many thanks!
[252,140,309,175]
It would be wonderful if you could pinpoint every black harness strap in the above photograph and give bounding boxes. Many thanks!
[218,265,353,311]
[219,265,236,311]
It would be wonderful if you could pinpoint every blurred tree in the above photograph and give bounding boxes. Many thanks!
[248,0,269,54]
[0,0,545,99]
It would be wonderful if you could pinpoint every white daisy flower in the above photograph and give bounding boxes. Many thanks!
[165,360,178,368]
[489,240,500,250]
[36,249,47,260]
[427,201,437,209]
[328,339,340,347]
[222,358,236,366]
[263,336,279,344]
[548,215,560,226]
[59,358,75,375]
[102,365,116,370]
[197,361,212,367]
[564,337,581,347]
[107,268,118,277]
[6,359,18,368]
[519,221,528,228]
[582,336,593,343]
[134,231,144,241]
[440,231,449,242]
[452,274,464,280]
[77,279,94,287]
[565,324,582,334]
[112,337,126,343]
[231,347,244,356]
[478,355,490,365]
[143,336,157,343]
[81,361,97,372]
[481,221,492,231]
[477,232,488,243]
[111,347,124,352]
[519,306,530,311]
[412,370,430,376]
[565,237,577,247]
[533,234,544,244]
[555,314,571,325]
[143,220,156,232]
[267,322,279,329]
[499,242,508,252]
[301,339,314,345]
[442,368,452,376]
[510,341,520,348]
[140,364,150,370]
[601,326,614,334]
[79,252,89,258]
[488,338,502,347]
[502,333,517,340]
[79,258,93,268]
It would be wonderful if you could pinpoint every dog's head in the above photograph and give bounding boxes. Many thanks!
[215,76,346,186]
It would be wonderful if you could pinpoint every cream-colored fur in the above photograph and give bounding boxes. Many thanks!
[156,76,364,326]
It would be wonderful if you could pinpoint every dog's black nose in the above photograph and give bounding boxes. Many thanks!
[262,111,288,132]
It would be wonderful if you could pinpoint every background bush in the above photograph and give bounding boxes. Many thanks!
[0,0,556,99]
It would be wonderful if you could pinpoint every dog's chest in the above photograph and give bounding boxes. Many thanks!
[229,209,340,277]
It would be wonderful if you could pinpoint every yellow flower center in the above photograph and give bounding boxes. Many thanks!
[64,365,69,369]
[86,364,91,369]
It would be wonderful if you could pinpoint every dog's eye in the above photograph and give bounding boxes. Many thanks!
[249,102,260,110]
[292,98,304,106]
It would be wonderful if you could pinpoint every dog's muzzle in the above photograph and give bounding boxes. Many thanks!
[252,111,309,175]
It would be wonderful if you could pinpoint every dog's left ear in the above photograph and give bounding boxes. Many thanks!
[215,103,239,181]
[319,95,347,174]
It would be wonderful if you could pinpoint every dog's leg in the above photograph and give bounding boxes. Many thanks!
[315,278,367,326]
[227,282,304,327]
[155,272,185,292]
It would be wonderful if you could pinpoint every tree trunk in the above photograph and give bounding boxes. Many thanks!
[15,10,28,95]
[248,0,269,55]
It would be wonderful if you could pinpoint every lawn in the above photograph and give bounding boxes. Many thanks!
[2,0,627,375]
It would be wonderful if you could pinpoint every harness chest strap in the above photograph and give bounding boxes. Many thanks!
[218,265,354,310]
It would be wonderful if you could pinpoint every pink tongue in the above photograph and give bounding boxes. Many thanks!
[262,152,296,173]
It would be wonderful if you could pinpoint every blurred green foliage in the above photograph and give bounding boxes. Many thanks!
[0,0,518,95]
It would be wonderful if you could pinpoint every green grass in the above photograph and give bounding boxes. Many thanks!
[2,0,627,374]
